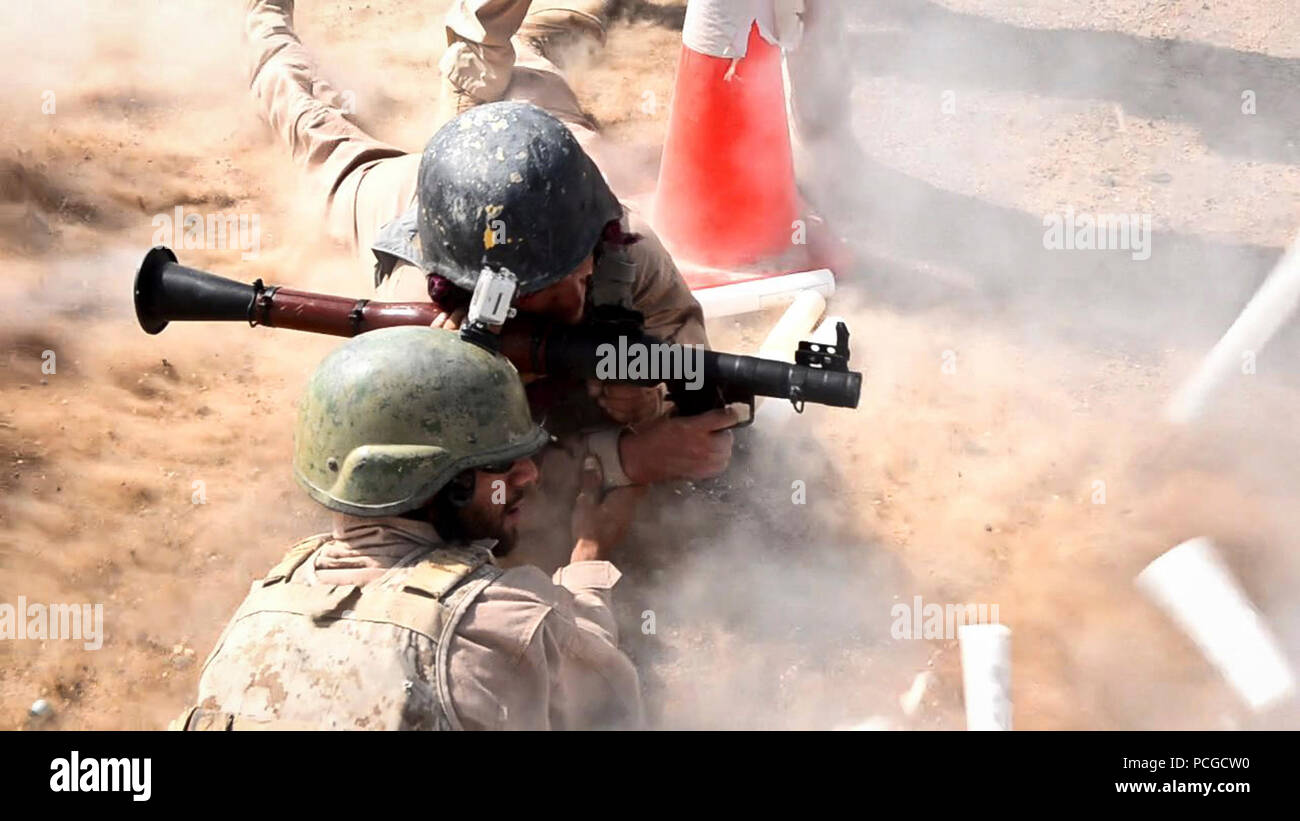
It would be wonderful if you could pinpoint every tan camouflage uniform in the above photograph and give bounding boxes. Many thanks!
[243,0,706,495]
[241,0,704,350]
[180,516,642,730]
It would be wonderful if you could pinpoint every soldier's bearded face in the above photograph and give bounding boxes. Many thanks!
[514,254,594,325]
[456,458,540,555]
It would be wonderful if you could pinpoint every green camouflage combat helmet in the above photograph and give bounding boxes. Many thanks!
[293,326,549,517]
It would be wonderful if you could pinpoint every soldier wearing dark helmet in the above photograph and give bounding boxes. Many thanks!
[243,1,735,509]
[370,100,622,326]
[175,326,647,730]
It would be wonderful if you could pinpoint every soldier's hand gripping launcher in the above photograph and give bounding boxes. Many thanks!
[132,246,861,420]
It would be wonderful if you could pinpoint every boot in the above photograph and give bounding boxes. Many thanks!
[516,0,611,68]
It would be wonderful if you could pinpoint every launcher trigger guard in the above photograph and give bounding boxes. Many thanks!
[727,396,756,429]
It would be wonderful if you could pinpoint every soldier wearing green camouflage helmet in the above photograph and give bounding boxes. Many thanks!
[293,325,548,522]
[176,326,646,730]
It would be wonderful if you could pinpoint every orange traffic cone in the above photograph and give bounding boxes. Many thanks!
[652,2,822,291]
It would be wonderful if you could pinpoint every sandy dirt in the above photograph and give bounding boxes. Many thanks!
[2,0,1299,730]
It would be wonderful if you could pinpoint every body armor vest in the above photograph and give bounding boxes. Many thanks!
[173,536,502,731]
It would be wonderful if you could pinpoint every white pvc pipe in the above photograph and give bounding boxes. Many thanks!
[756,289,826,363]
[958,623,1013,730]
[1136,537,1296,712]
[899,670,932,718]
[1167,232,1300,424]
[752,289,826,423]
[753,314,850,422]
[695,268,835,319]
[810,314,847,345]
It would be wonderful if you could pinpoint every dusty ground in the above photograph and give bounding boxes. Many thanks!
[2,0,1299,730]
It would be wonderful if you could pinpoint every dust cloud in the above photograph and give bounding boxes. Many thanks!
[2,1,1298,730]
[613,0,1300,730]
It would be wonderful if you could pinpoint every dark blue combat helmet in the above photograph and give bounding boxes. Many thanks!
[413,101,622,295]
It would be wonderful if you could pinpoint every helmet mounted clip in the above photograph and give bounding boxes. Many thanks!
[460,267,518,353]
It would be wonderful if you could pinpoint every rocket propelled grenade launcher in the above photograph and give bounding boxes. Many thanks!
[132,246,862,418]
